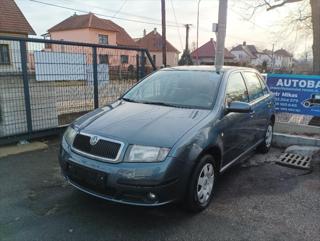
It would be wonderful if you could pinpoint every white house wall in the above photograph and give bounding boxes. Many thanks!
[0,40,22,73]
[230,50,251,63]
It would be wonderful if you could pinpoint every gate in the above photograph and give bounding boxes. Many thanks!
[0,36,156,145]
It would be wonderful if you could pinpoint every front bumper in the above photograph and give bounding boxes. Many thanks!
[59,142,187,206]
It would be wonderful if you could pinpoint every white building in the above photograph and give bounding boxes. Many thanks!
[231,42,273,67]
[273,49,293,71]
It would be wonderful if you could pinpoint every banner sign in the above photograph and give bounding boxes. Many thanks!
[267,74,320,116]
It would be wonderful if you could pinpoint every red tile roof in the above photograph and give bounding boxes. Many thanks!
[191,39,234,59]
[0,0,36,35]
[48,13,137,47]
[135,30,180,53]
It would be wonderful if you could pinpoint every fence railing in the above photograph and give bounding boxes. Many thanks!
[0,36,156,144]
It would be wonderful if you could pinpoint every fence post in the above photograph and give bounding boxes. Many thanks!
[92,47,99,109]
[136,54,140,81]
[20,40,32,135]
[141,50,146,78]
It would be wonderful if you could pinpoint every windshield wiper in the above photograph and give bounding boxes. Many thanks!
[140,101,192,109]
[121,97,138,103]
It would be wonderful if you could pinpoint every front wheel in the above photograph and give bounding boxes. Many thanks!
[257,123,273,154]
[185,155,217,212]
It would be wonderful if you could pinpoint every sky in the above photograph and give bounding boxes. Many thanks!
[16,0,312,58]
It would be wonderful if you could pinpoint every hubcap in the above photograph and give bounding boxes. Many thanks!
[265,125,273,148]
[197,163,214,204]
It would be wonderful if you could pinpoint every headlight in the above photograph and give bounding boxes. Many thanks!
[64,126,77,145]
[126,145,170,162]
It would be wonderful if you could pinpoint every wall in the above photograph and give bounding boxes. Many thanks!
[49,29,117,45]
[0,33,27,73]
[230,50,251,64]
[147,51,178,68]
[49,29,136,67]
[251,53,272,67]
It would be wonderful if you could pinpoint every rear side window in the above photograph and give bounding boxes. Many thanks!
[226,72,249,104]
[256,73,269,95]
[243,72,264,102]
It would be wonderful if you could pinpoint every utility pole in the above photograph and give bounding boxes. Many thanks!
[161,0,167,67]
[196,0,202,65]
[214,0,228,72]
[271,43,275,72]
[184,24,192,51]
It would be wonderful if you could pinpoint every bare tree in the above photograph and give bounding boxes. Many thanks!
[242,0,320,74]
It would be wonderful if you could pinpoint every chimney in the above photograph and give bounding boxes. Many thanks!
[243,41,246,46]
[153,28,157,35]
[210,38,213,42]
[143,29,146,37]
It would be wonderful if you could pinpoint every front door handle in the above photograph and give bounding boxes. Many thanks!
[250,110,255,118]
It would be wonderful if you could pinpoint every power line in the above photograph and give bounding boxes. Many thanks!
[112,0,128,18]
[29,0,184,28]
[170,0,184,50]
[62,0,182,25]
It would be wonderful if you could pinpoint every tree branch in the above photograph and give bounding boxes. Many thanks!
[266,0,304,11]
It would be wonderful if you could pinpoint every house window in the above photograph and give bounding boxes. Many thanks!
[98,34,108,44]
[0,44,10,64]
[153,55,156,65]
[121,55,129,64]
[99,54,109,64]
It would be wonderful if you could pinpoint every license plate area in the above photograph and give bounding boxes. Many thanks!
[67,162,108,192]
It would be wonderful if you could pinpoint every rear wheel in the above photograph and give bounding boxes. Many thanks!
[185,154,217,212]
[257,123,273,154]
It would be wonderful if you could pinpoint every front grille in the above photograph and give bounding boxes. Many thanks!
[72,134,122,161]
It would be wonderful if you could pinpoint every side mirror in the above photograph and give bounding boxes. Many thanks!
[226,101,252,113]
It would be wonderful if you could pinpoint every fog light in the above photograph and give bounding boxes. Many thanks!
[147,192,157,200]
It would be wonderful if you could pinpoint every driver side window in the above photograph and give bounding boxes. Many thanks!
[226,72,249,106]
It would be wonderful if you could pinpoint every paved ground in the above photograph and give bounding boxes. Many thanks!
[1,141,320,241]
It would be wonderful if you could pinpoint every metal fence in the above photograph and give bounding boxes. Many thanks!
[0,36,156,145]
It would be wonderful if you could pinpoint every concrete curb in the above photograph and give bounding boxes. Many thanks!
[0,142,48,158]
[273,132,320,148]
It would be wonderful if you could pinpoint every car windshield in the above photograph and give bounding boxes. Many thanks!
[122,70,221,109]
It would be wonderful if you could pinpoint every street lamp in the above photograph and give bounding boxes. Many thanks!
[196,0,202,65]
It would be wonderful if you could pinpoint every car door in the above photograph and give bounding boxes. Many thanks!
[242,71,271,142]
[221,72,253,165]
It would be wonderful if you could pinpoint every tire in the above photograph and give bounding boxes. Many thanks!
[185,154,217,212]
[257,122,273,154]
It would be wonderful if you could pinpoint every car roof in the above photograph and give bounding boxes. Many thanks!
[161,65,258,73]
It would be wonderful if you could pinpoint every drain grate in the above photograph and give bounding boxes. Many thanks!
[276,153,311,170]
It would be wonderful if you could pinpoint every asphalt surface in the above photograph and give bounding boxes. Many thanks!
[1,141,320,241]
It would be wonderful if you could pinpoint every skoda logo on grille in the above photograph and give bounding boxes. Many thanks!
[89,135,99,146]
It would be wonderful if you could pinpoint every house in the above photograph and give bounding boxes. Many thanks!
[135,28,180,68]
[191,38,235,65]
[273,48,293,71]
[0,0,36,72]
[230,42,273,67]
[46,13,137,67]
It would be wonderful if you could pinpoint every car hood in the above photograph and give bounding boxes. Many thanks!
[76,101,210,147]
